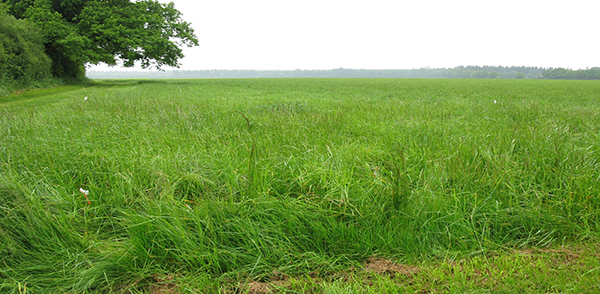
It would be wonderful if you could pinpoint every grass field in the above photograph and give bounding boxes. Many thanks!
[1,78,599,293]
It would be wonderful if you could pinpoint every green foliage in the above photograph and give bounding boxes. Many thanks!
[22,0,88,80]
[78,0,198,69]
[1,0,198,79]
[543,67,600,80]
[0,7,51,87]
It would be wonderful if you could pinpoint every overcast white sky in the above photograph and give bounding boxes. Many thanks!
[89,0,599,71]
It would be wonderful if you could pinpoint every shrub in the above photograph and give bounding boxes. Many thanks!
[0,7,52,92]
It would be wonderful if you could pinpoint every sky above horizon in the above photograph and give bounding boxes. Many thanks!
[89,0,599,71]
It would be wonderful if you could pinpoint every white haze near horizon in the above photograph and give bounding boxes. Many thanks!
[88,0,600,72]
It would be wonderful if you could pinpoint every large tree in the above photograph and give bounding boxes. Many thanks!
[1,0,198,79]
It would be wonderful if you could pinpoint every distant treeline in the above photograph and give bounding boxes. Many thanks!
[86,66,600,80]
[542,68,600,80]
[86,66,543,79]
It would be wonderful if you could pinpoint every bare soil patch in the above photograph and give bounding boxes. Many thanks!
[149,274,179,294]
[363,257,421,276]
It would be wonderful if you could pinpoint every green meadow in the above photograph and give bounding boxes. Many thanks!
[1,78,599,293]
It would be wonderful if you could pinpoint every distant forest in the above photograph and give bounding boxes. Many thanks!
[86,66,600,80]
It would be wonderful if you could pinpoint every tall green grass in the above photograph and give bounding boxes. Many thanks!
[1,78,599,292]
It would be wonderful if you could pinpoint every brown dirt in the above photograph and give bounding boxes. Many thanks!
[243,281,274,294]
[149,274,179,294]
[236,279,292,294]
[362,257,421,276]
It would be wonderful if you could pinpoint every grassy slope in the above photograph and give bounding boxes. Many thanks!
[0,78,599,293]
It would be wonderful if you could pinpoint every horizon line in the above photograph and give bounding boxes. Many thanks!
[87,65,599,72]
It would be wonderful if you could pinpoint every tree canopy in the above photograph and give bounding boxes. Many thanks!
[0,3,51,88]
[1,0,198,80]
